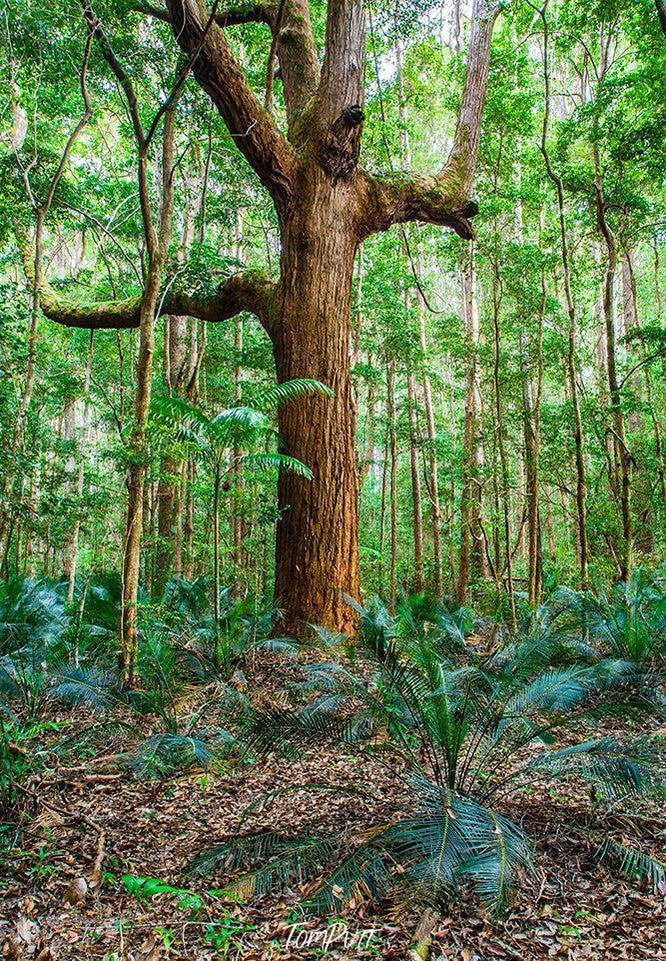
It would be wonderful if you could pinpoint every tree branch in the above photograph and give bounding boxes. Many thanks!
[358,171,480,240]
[273,0,320,137]
[313,0,365,178]
[441,0,499,202]
[138,0,319,143]
[136,1,272,26]
[40,273,274,331]
[165,0,295,212]
[14,227,274,331]
[359,0,499,238]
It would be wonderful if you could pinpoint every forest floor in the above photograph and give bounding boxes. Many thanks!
[1,658,664,961]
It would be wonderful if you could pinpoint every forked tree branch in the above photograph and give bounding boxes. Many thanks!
[141,0,319,141]
[360,0,500,238]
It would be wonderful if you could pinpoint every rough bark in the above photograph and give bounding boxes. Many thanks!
[272,174,361,633]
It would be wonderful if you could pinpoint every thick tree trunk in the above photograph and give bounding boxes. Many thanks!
[272,178,361,635]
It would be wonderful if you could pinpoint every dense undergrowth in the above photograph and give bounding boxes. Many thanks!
[1,570,664,920]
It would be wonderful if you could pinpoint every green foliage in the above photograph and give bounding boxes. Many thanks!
[190,595,662,915]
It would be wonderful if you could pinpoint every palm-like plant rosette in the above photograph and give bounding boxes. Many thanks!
[189,596,663,913]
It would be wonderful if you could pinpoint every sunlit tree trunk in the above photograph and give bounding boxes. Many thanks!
[458,249,486,604]
[38,0,499,636]
[594,146,632,580]
[406,369,425,592]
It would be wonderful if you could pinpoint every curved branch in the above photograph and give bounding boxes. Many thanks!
[39,272,275,331]
[16,230,274,332]
[139,0,318,144]
[165,0,295,212]
[358,170,479,240]
[357,0,499,240]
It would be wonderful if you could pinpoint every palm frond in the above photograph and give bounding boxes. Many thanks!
[242,453,313,478]
[260,379,334,408]
[596,837,666,893]
[530,738,657,798]
[50,665,118,713]
[188,831,334,900]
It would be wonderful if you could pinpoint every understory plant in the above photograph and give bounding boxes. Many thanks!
[0,575,255,782]
[189,595,664,913]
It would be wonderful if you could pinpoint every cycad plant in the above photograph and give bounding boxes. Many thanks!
[162,577,300,681]
[574,571,666,675]
[189,596,663,914]
[154,379,332,645]
[0,575,67,655]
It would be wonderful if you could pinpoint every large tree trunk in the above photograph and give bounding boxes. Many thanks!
[272,178,361,635]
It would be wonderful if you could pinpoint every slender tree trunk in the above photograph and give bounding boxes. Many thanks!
[594,146,632,580]
[458,250,485,603]
[491,265,516,627]
[65,332,94,602]
[232,212,246,583]
[184,456,196,579]
[407,369,425,592]
[213,462,221,645]
[416,279,443,597]
[623,249,653,555]
[539,8,589,587]
[120,109,178,684]
[386,356,399,612]
[155,314,188,594]
[524,269,545,607]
